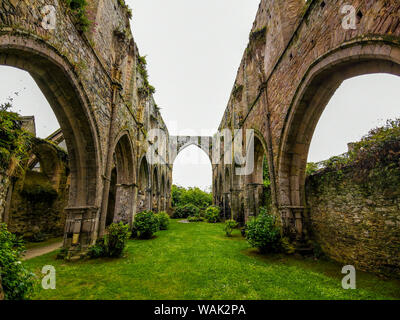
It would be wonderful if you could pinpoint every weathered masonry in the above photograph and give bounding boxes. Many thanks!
[0,0,399,273]
[0,0,174,256]
[213,0,400,266]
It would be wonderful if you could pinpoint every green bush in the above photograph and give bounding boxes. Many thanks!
[188,215,203,223]
[245,213,281,253]
[132,211,159,239]
[224,219,238,237]
[89,222,131,258]
[204,206,220,223]
[0,224,35,300]
[155,211,170,230]
[0,104,32,173]
[173,204,200,219]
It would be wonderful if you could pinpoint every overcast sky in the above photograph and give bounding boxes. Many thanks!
[0,1,399,190]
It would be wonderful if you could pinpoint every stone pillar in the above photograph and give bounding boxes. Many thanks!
[146,188,152,211]
[279,206,304,241]
[64,206,98,257]
[223,192,231,220]
[230,189,241,221]
[114,184,134,225]
[245,183,263,220]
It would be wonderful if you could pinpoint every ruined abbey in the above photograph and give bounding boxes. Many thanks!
[0,0,399,275]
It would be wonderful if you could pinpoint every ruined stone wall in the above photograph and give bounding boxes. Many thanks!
[215,0,400,239]
[306,166,400,277]
[6,139,70,239]
[0,0,172,251]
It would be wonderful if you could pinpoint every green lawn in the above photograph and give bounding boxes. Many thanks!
[24,220,400,300]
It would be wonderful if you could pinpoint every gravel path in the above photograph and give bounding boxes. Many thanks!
[22,242,63,260]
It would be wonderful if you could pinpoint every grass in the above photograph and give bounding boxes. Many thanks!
[24,220,400,300]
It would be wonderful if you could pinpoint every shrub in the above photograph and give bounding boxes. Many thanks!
[88,222,131,258]
[173,204,200,219]
[132,211,159,239]
[204,206,220,223]
[188,215,203,223]
[0,224,35,300]
[246,213,281,253]
[155,211,170,230]
[224,219,238,237]
[172,185,212,208]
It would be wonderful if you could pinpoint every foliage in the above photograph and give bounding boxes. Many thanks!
[262,157,272,211]
[280,237,296,255]
[88,222,131,258]
[171,185,212,209]
[155,212,170,230]
[224,219,238,237]
[117,0,133,19]
[249,26,267,44]
[204,206,220,223]
[188,215,203,223]
[64,0,91,32]
[173,203,200,219]
[306,162,319,176]
[0,104,32,174]
[132,211,159,239]
[137,56,156,97]
[20,171,58,204]
[306,118,400,192]
[245,212,281,254]
[0,224,35,300]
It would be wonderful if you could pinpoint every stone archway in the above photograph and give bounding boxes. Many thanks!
[244,132,268,219]
[223,167,231,220]
[137,156,150,213]
[160,174,166,211]
[102,132,135,229]
[152,166,160,212]
[0,35,100,250]
[278,42,400,239]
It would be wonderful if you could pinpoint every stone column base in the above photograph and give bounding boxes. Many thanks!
[63,206,99,259]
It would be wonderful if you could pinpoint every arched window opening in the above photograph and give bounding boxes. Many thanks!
[152,167,160,212]
[0,66,71,241]
[137,156,150,213]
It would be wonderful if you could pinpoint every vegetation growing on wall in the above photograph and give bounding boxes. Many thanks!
[137,56,156,97]
[262,157,272,211]
[246,26,267,58]
[63,0,91,32]
[0,103,32,175]
[307,118,400,193]
[117,0,133,19]
[20,171,58,204]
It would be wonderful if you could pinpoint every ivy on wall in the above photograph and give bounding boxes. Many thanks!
[0,104,32,176]
[307,118,400,194]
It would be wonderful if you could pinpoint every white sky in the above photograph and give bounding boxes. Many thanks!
[0,1,399,190]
